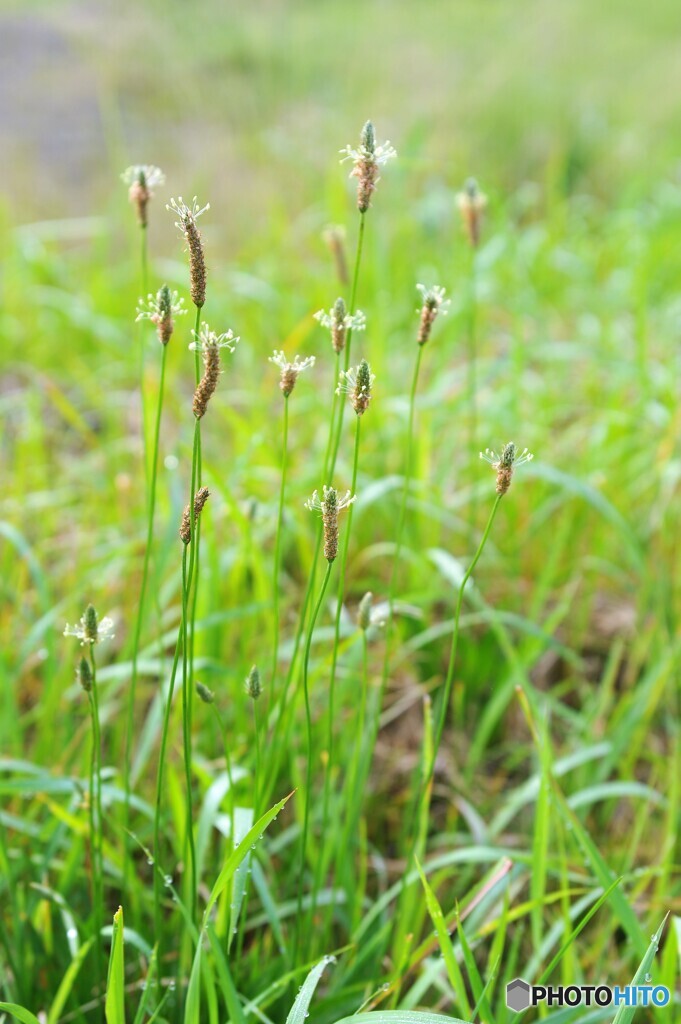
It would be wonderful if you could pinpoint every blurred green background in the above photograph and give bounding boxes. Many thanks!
[1,0,681,230]
[1,0,681,1014]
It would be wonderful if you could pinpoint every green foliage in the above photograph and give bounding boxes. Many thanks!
[0,3,678,1022]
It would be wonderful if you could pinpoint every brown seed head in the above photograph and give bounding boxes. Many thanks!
[457,178,487,249]
[193,340,221,418]
[416,285,449,345]
[180,486,210,544]
[167,197,209,308]
[323,225,349,287]
[122,165,164,227]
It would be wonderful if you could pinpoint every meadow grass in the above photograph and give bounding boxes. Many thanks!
[1,5,680,1018]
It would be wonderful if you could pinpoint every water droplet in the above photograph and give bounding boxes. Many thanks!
[146,856,154,865]
[66,927,78,940]
[644,973,652,983]
[163,874,173,887]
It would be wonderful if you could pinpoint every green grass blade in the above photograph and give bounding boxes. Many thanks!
[46,937,95,1024]
[330,1013,473,1024]
[285,955,336,1024]
[184,793,293,1024]
[611,915,669,1024]
[415,858,471,1019]
[105,906,125,1024]
[0,1005,43,1024]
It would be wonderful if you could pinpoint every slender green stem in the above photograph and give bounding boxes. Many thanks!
[377,345,423,732]
[292,559,333,967]
[210,702,238,947]
[153,621,183,945]
[432,493,502,763]
[342,628,370,933]
[140,225,149,296]
[182,305,203,924]
[328,212,365,479]
[391,493,503,970]
[466,249,478,529]
[181,530,197,923]
[123,343,167,889]
[271,396,289,708]
[252,699,261,819]
[88,646,103,987]
[313,414,361,921]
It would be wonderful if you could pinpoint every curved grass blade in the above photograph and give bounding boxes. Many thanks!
[184,792,293,1024]
[286,955,336,1024]
[0,1006,42,1024]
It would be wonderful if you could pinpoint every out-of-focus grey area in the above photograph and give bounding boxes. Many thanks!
[1,0,680,236]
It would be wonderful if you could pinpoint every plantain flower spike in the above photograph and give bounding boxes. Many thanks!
[167,196,209,308]
[457,177,487,248]
[314,297,366,354]
[122,165,165,227]
[357,592,373,632]
[180,486,210,544]
[337,358,375,415]
[196,681,215,704]
[136,285,186,345]
[77,656,93,692]
[340,120,397,212]
[190,323,239,418]
[323,225,349,287]
[416,284,450,345]
[305,486,356,562]
[480,442,533,495]
[269,351,315,397]
[64,604,114,646]
[245,665,262,700]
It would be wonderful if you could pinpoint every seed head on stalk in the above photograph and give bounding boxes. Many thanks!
[323,225,349,287]
[167,196,210,308]
[190,323,239,418]
[457,177,487,248]
[269,351,315,397]
[180,486,210,544]
[314,297,366,354]
[64,604,115,646]
[340,120,397,212]
[480,442,533,495]
[136,285,186,345]
[195,682,215,704]
[122,165,165,227]
[305,486,356,563]
[245,665,262,700]
[337,358,375,415]
[416,284,450,345]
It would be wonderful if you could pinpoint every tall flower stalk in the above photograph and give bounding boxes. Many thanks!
[123,287,184,889]
[269,351,315,710]
[166,196,211,921]
[262,120,393,816]
[379,285,449,727]
[64,605,114,979]
[122,164,164,293]
[457,178,487,525]
[391,442,533,977]
[182,324,236,918]
[152,485,211,942]
[314,361,374,918]
[292,487,356,965]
